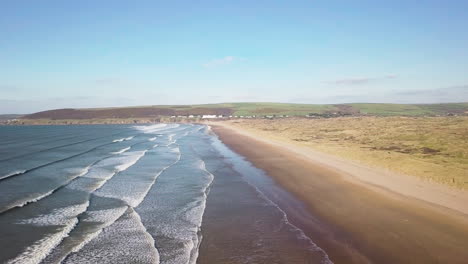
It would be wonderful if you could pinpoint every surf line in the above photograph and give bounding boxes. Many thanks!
[43,143,168,263]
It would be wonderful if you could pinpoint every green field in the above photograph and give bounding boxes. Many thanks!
[184,102,468,116]
[188,102,338,116]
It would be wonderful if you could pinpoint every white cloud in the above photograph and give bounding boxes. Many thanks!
[392,85,468,103]
[202,56,244,68]
[288,84,468,104]
[328,75,397,85]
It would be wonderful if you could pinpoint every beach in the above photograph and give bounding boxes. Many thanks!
[210,122,468,264]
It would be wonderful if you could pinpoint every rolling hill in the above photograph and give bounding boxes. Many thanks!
[21,103,468,120]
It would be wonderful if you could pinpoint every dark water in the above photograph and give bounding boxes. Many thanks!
[0,124,331,264]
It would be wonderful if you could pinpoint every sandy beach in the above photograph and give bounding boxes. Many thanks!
[211,122,468,264]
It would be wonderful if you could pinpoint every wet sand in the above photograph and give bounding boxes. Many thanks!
[211,124,468,264]
[198,159,328,264]
[198,132,332,264]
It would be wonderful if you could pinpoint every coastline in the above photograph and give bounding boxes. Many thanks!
[210,123,468,264]
[211,121,468,216]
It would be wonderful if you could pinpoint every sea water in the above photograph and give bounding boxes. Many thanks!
[0,124,331,264]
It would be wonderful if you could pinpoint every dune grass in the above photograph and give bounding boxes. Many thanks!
[222,116,468,189]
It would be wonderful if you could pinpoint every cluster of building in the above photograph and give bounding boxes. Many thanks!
[167,114,291,120]
[168,115,224,119]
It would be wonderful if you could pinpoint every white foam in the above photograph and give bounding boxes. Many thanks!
[110,147,131,154]
[65,177,105,192]
[130,147,181,207]
[17,202,89,226]
[133,123,169,133]
[43,148,154,260]
[14,148,152,263]
[69,229,103,254]
[7,218,78,264]
[117,171,165,207]
[67,151,148,193]
[256,186,333,263]
[0,170,26,180]
[168,134,175,141]
[170,146,181,154]
[64,208,160,264]
[188,159,215,264]
[80,167,114,180]
[96,163,177,208]
[114,151,147,171]
[18,148,152,262]
[15,189,55,209]
[40,206,129,264]
[113,136,134,143]
[4,165,91,213]
[87,150,147,176]
[95,146,180,208]
[161,240,195,264]
[149,137,157,141]
[64,166,92,177]
[164,133,177,146]
[84,205,129,225]
[138,156,212,264]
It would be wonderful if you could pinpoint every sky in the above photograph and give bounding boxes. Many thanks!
[1,0,468,114]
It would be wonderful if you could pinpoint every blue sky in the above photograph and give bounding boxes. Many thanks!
[1,0,467,113]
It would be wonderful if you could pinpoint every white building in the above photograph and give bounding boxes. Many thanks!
[202,115,218,119]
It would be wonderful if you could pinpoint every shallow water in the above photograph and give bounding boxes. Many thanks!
[0,124,331,264]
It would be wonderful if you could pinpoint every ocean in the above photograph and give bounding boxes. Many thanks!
[0,124,331,264]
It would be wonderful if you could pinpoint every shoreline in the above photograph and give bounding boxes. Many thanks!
[210,123,468,263]
[211,122,468,216]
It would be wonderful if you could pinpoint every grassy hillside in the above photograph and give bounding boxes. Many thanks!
[21,102,468,120]
[192,102,468,116]
[0,114,23,121]
[191,103,339,116]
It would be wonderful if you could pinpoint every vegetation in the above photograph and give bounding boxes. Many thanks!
[9,103,468,189]
[160,102,468,116]
[223,116,468,189]
[0,114,23,121]
[20,102,468,120]
[350,103,468,116]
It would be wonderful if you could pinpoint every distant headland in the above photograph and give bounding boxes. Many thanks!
[2,102,467,125]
